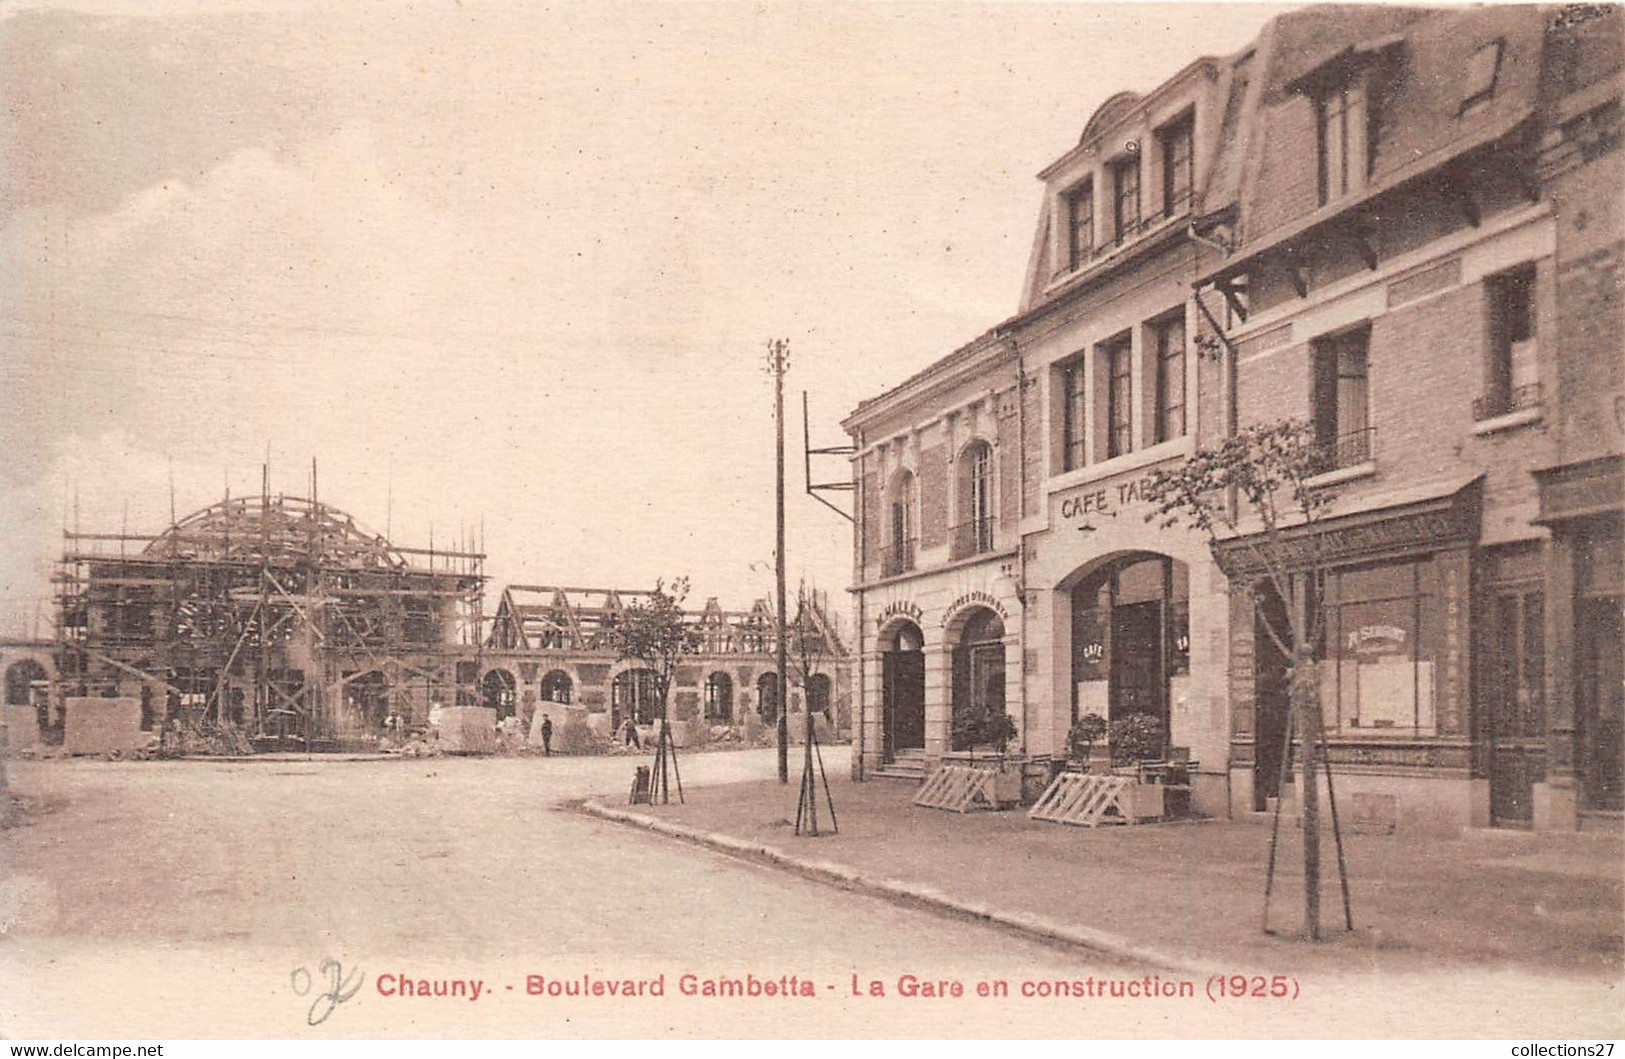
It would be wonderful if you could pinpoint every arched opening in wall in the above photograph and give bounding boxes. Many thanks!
[949,608,1006,751]
[805,673,831,721]
[756,672,779,725]
[1068,552,1189,763]
[880,619,926,760]
[885,471,917,576]
[952,440,995,560]
[5,659,46,707]
[612,668,660,728]
[347,670,389,731]
[539,669,573,705]
[705,671,734,723]
[481,668,517,720]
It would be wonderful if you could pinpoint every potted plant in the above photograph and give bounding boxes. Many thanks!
[1107,713,1167,821]
[1067,712,1108,772]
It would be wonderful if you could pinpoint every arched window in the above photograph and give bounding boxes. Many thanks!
[539,669,573,704]
[4,660,46,706]
[805,673,831,717]
[481,669,517,719]
[885,471,916,576]
[612,669,661,725]
[704,672,733,722]
[756,672,780,724]
[953,440,994,559]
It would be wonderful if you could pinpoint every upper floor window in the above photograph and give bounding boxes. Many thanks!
[1061,357,1088,472]
[1065,180,1095,269]
[953,441,994,559]
[1461,39,1504,115]
[1316,78,1369,206]
[1311,326,1372,471]
[1104,334,1134,459]
[1152,314,1187,444]
[1158,112,1195,218]
[1477,263,1540,420]
[1110,154,1141,245]
[885,471,917,576]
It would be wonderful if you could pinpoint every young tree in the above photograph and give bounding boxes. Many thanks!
[1141,418,1351,941]
[787,580,838,834]
[609,577,701,804]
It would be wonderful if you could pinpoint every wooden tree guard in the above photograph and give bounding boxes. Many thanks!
[913,764,1000,813]
[1028,773,1139,827]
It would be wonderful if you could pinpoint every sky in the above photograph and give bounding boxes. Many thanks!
[0,0,1290,637]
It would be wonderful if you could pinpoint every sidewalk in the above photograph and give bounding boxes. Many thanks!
[584,771,1624,980]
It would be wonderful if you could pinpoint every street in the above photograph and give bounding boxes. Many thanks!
[2,748,1142,1038]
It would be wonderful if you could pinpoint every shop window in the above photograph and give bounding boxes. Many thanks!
[1318,559,1436,735]
[1059,357,1088,472]
[1065,179,1094,269]
[1110,153,1141,245]
[1104,334,1134,459]
[1152,313,1186,444]
[1310,326,1372,471]
[1477,263,1540,420]
[1158,111,1194,218]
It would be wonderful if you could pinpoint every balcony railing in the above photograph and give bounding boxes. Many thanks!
[1311,426,1375,475]
[877,539,917,578]
[1472,382,1542,422]
[950,518,995,561]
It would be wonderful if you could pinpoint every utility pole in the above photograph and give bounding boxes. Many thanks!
[767,338,791,784]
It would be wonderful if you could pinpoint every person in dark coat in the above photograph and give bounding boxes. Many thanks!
[540,714,554,756]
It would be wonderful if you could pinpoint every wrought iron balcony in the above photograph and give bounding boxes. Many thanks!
[877,539,917,578]
[950,518,995,560]
[1311,426,1375,475]
[1472,382,1542,422]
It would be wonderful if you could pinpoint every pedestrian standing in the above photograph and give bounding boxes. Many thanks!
[540,714,553,756]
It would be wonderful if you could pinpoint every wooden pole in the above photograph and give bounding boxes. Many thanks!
[772,339,789,785]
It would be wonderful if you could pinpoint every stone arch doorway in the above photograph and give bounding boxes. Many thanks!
[879,619,925,761]
[4,659,46,707]
[705,671,734,723]
[947,607,1006,751]
[481,668,517,720]
[1065,551,1190,761]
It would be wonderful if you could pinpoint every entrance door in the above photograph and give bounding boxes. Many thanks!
[1111,600,1166,735]
[1253,585,1292,811]
[883,650,926,757]
[1488,588,1544,827]
[1577,595,1623,813]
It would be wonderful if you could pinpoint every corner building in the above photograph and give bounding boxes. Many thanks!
[846,5,1622,833]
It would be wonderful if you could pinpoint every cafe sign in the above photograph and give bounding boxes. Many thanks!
[1058,471,1167,522]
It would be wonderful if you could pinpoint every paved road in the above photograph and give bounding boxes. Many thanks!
[2,748,1165,1038]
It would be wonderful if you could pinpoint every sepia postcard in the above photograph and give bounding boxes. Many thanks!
[1,0,1621,1042]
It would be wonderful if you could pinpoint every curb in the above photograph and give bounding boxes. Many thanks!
[577,799,1219,977]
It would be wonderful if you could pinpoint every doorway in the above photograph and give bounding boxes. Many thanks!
[1577,595,1623,814]
[950,608,1006,750]
[881,620,925,759]
[1487,587,1544,827]
[1252,583,1292,811]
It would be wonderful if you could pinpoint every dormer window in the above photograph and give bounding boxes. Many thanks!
[1110,154,1141,245]
[1065,180,1095,269]
[1158,112,1195,218]
[1316,77,1369,206]
[1461,39,1503,114]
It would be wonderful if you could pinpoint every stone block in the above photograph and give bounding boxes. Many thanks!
[2,704,41,749]
[437,706,498,754]
[63,697,143,756]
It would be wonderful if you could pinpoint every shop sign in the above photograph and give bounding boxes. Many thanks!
[1058,472,1165,522]
[1347,625,1407,655]
[943,590,1007,624]
[875,600,923,629]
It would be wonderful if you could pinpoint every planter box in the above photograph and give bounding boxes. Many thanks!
[1120,781,1166,822]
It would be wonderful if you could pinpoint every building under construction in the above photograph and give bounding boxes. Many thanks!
[52,491,485,751]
